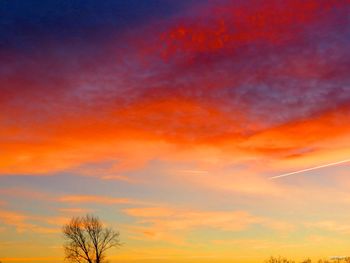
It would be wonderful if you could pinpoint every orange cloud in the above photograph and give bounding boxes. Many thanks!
[241,105,350,156]
[57,194,132,205]
[0,257,61,262]
[0,209,58,234]
[123,206,294,244]
[1,97,349,182]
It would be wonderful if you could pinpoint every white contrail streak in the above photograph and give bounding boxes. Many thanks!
[269,158,350,180]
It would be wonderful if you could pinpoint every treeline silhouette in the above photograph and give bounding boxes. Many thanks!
[266,256,350,263]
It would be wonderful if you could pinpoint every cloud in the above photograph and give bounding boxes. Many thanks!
[1,1,349,177]
[305,220,350,234]
[0,257,61,262]
[0,209,59,234]
[57,195,133,205]
[123,206,294,244]
[159,0,342,59]
[0,186,132,205]
[58,207,93,214]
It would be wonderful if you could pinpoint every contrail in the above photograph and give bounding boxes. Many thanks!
[269,158,350,180]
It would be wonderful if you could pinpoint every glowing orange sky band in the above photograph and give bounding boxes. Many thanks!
[269,159,350,180]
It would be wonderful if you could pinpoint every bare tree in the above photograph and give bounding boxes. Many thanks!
[63,214,121,263]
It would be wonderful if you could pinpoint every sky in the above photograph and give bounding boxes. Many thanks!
[1,0,350,262]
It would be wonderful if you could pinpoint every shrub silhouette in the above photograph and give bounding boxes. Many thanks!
[265,256,295,263]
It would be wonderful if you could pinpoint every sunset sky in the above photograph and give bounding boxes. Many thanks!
[1,1,350,262]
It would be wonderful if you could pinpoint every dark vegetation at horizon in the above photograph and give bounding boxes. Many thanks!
[266,256,350,263]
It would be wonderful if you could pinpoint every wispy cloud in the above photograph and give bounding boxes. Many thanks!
[57,195,132,205]
[0,209,59,234]
[123,206,294,244]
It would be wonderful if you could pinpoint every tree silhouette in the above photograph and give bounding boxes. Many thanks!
[63,214,121,263]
